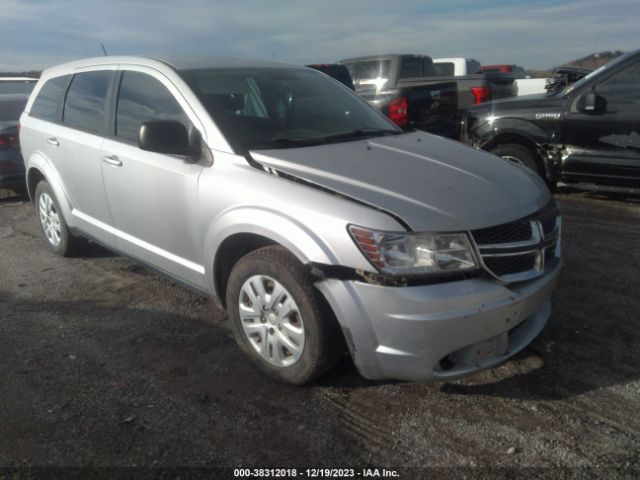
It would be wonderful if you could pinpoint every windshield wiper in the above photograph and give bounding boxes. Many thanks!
[321,127,402,143]
[248,137,326,150]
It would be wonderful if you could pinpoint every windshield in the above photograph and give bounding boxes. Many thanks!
[0,98,27,122]
[181,67,400,151]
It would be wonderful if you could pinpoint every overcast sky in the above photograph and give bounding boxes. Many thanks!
[1,0,637,71]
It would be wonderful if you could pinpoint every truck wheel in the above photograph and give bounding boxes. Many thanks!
[226,245,343,385]
[490,143,543,177]
[35,180,85,256]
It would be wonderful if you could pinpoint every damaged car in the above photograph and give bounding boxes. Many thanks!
[462,49,640,193]
[20,56,561,385]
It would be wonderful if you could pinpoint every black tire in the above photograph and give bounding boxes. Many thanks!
[490,143,543,177]
[34,180,85,256]
[226,245,344,385]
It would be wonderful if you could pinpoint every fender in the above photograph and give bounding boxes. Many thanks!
[203,205,340,295]
[473,117,557,148]
[26,152,76,227]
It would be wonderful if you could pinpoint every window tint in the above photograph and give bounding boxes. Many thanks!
[182,68,397,152]
[63,71,112,133]
[0,98,27,122]
[354,60,391,81]
[596,61,640,112]
[512,67,527,79]
[433,63,454,76]
[399,58,423,79]
[116,71,190,143]
[0,80,36,94]
[30,75,70,121]
[466,60,481,75]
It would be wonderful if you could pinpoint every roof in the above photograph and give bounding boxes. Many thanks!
[338,54,429,63]
[40,55,304,78]
[0,77,38,82]
[152,55,302,71]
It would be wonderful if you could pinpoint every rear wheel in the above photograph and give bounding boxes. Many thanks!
[35,180,85,256]
[490,143,543,177]
[226,245,343,385]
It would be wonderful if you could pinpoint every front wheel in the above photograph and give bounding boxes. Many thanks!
[226,246,343,385]
[490,143,543,177]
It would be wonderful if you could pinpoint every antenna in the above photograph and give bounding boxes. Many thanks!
[101,42,108,56]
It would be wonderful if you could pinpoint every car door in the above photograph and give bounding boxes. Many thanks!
[562,60,640,188]
[101,68,207,289]
[50,69,116,245]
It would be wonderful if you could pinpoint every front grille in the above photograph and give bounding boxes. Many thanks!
[471,201,560,282]
[472,220,532,245]
[484,253,537,276]
[544,245,556,265]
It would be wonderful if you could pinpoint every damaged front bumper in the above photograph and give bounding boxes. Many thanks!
[316,261,561,382]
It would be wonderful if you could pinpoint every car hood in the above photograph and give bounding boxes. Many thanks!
[250,131,550,232]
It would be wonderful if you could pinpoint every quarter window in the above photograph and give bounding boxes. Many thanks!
[116,71,191,143]
[30,75,71,122]
[63,71,112,134]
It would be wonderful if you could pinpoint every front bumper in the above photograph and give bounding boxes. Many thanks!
[316,262,560,382]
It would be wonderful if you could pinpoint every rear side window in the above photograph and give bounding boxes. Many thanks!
[433,63,454,76]
[30,75,70,122]
[399,57,424,79]
[115,71,190,143]
[399,57,435,79]
[0,98,28,122]
[354,60,392,81]
[63,71,112,134]
[466,60,481,75]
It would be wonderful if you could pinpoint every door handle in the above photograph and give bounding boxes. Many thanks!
[47,137,59,146]
[102,155,123,167]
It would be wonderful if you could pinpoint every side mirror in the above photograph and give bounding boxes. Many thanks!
[579,90,607,114]
[138,120,201,157]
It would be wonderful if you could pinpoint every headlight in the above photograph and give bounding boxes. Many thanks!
[348,225,478,276]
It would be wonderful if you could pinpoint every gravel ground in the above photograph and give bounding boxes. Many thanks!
[1,189,639,478]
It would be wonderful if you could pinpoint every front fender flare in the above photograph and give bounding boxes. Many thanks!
[203,206,339,294]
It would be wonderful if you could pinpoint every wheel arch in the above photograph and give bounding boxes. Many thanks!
[483,131,553,181]
[204,207,339,308]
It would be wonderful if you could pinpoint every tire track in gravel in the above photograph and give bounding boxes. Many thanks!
[319,391,401,464]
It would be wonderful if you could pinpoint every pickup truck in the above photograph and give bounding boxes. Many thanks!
[480,65,550,97]
[431,57,517,107]
[338,54,460,138]
[339,54,517,138]
[462,49,640,192]
[432,58,482,76]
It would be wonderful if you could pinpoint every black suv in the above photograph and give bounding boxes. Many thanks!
[463,49,640,193]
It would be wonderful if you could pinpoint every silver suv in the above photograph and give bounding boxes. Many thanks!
[20,56,562,385]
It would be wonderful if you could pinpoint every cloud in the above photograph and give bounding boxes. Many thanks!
[0,0,637,71]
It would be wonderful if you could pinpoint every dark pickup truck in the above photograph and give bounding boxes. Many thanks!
[462,49,640,192]
[338,54,516,139]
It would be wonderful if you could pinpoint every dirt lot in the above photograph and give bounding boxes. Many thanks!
[1,190,639,478]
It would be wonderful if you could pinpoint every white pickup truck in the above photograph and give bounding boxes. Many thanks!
[432,58,482,76]
[435,59,552,96]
